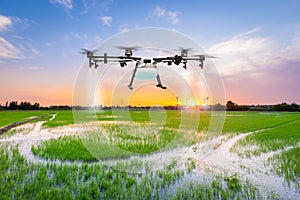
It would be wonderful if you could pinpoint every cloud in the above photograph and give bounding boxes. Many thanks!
[207,29,274,77]
[207,28,300,104]
[99,16,112,26]
[0,15,12,31]
[0,37,21,59]
[209,28,300,79]
[167,11,180,25]
[49,0,73,10]
[63,32,87,41]
[153,5,165,17]
[150,6,180,25]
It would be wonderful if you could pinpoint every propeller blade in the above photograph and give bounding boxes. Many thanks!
[80,48,97,54]
[191,54,219,58]
[178,47,193,51]
[114,46,141,51]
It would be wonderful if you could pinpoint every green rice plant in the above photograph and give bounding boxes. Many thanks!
[1,142,284,199]
[32,135,97,161]
[223,112,300,133]
[43,110,76,127]
[171,178,279,200]
[269,147,300,187]
[233,119,300,157]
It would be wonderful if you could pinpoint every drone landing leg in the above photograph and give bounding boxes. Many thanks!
[156,74,167,89]
[128,62,139,90]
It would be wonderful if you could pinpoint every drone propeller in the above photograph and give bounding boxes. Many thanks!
[191,54,219,58]
[173,47,194,57]
[115,46,141,57]
[80,48,97,54]
[178,47,193,51]
[115,46,141,51]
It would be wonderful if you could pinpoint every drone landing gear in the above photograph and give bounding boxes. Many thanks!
[127,62,139,90]
[128,85,133,90]
[156,74,167,89]
[156,84,167,89]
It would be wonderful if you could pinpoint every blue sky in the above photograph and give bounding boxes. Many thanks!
[1,0,300,105]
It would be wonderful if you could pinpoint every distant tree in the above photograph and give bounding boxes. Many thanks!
[238,105,250,111]
[9,101,18,110]
[291,103,299,112]
[272,102,299,112]
[226,101,237,111]
[212,103,226,111]
[19,101,32,110]
[32,102,40,110]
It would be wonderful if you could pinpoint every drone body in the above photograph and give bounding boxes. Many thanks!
[81,47,216,90]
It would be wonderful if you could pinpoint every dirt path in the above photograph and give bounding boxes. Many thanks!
[0,114,48,135]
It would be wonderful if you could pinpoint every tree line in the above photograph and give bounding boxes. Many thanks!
[0,100,299,112]
[0,101,71,110]
[226,101,300,112]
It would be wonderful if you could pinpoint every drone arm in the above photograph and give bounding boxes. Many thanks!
[153,56,173,62]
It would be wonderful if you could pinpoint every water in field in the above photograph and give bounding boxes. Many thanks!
[1,111,300,199]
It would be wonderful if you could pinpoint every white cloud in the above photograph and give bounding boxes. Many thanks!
[0,37,21,59]
[45,41,57,47]
[64,32,87,41]
[99,16,112,26]
[49,0,73,10]
[153,6,165,17]
[280,30,300,62]
[207,29,273,77]
[150,6,180,25]
[119,24,130,33]
[0,15,12,31]
[167,11,180,25]
[207,27,300,84]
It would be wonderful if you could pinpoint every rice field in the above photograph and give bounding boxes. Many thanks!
[0,110,299,199]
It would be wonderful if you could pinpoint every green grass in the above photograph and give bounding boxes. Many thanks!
[1,143,188,199]
[32,136,97,162]
[223,112,300,133]
[1,143,274,200]
[2,110,300,199]
[269,147,300,187]
[233,118,300,157]
[33,110,300,161]
[0,110,52,128]
[172,178,279,200]
[32,122,201,161]
[43,110,76,127]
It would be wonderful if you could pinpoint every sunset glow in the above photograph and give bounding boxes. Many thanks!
[1,1,299,106]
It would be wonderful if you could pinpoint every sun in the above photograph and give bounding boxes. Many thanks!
[187,100,199,106]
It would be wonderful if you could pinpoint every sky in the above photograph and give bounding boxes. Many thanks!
[0,0,300,106]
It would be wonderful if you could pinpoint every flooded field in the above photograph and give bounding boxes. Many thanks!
[0,110,299,199]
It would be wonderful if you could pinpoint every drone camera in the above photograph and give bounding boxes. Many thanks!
[143,59,151,64]
[173,55,183,65]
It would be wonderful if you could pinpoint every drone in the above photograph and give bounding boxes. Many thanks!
[81,46,217,90]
